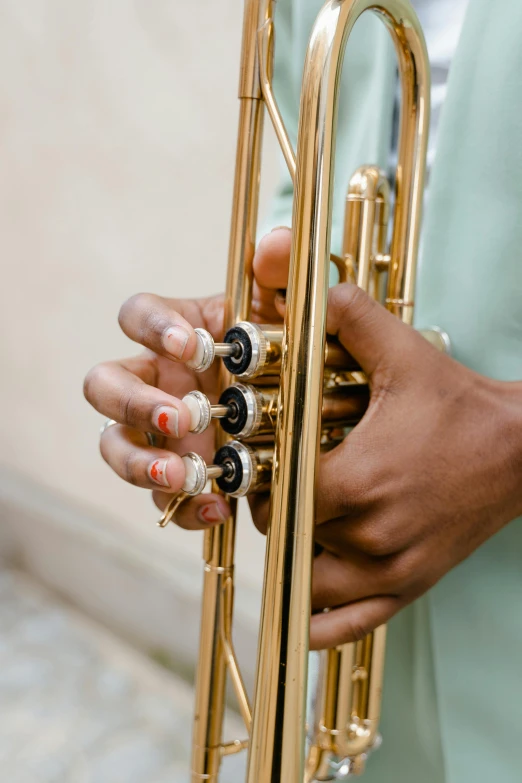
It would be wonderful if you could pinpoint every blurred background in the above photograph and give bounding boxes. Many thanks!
[0,1,281,780]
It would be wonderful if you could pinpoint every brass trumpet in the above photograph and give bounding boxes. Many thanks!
[161,1,433,780]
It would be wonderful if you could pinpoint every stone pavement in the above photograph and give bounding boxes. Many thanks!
[0,569,246,783]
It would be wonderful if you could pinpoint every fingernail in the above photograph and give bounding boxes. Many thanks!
[270,225,290,233]
[154,406,179,437]
[198,503,227,524]
[149,459,170,488]
[162,325,190,359]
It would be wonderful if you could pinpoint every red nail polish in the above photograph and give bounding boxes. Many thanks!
[154,406,179,437]
[149,459,170,488]
[198,503,226,524]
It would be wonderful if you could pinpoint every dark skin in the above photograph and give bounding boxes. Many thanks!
[84,228,522,650]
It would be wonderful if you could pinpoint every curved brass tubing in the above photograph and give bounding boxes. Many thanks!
[185,2,430,781]
[246,2,429,781]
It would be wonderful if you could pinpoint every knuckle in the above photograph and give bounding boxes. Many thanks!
[400,549,435,596]
[119,293,166,342]
[118,292,152,327]
[371,376,401,403]
[330,283,374,327]
[378,552,411,591]
[122,449,142,486]
[330,484,364,519]
[354,523,396,558]
[321,449,374,519]
[118,386,141,427]
[345,619,372,644]
[335,477,372,517]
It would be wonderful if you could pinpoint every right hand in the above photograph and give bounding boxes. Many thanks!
[83,228,290,529]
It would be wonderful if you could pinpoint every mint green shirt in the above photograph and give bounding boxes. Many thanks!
[267,2,522,781]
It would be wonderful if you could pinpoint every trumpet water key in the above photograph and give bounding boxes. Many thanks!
[158,1,436,780]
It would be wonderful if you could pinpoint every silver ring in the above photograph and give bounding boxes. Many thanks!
[100,418,118,436]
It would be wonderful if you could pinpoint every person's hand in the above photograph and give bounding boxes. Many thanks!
[85,225,522,653]
[83,229,291,527]
[252,282,522,650]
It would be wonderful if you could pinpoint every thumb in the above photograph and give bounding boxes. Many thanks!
[253,227,291,290]
[326,283,418,380]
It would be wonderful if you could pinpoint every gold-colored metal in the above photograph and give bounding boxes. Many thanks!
[247,1,428,779]
[211,327,356,379]
[247,383,369,435]
[342,166,390,296]
[300,2,429,777]
[220,576,252,731]
[190,3,272,779]
[186,383,368,437]
[157,491,189,528]
[180,1,430,781]
[306,628,387,780]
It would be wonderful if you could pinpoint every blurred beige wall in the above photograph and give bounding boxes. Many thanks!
[0,1,280,590]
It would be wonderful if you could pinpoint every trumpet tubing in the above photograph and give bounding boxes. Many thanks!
[164,1,433,780]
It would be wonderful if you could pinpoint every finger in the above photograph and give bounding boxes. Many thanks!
[310,596,400,650]
[152,489,231,531]
[313,435,373,526]
[274,289,286,319]
[312,550,387,610]
[118,293,202,364]
[250,441,373,537]
[250,441,369,536]
[253,227,292,291]
[326,283,424,381]
[248,492,270,535]
[84,356,191,438]
[100,423,186,491]
[251,279,285,323]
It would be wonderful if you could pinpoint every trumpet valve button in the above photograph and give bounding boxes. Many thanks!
[181,453,208,495]
[183,390,212,434]
[186,328,215,372]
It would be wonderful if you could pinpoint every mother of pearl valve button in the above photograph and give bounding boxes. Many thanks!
[182,390,212,434]
[181,453,208,495]
[185,328,242,373]
[185,329,215,372]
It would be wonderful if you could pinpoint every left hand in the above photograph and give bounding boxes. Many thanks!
[251,282,522,650]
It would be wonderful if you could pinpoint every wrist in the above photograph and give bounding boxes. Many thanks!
[496,378,522,522]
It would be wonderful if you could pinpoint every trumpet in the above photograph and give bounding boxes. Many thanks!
[160,1,433,780]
